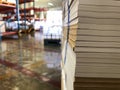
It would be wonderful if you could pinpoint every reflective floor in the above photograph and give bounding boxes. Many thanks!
[0,32,61,90]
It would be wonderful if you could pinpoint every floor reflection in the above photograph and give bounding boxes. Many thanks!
[0,32,61,90]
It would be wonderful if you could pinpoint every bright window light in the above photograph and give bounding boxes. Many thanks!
[48,2,54,6]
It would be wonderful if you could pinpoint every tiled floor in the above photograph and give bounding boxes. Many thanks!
[0,32,61,90]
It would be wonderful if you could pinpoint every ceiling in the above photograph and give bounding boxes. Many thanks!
[35,0,62,10]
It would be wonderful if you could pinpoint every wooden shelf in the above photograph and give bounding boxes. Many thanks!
[20,14,34,17]
[20,8,47,12]
[20,7,33,13]
[19,0,34,4]
[0,3,15,13]
[3,14,34,20]
[34,8,47,12]
[0,1,15,5]
[1,7,47,14]
[2,31,17,36]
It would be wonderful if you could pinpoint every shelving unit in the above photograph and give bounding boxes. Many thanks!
[2,7,46,20]
[0,0,47,35]
[0,0,16,36]
[0,0,16,17]
[0,0,35,36]
[17,0,34,31]
[19,0,35,18]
